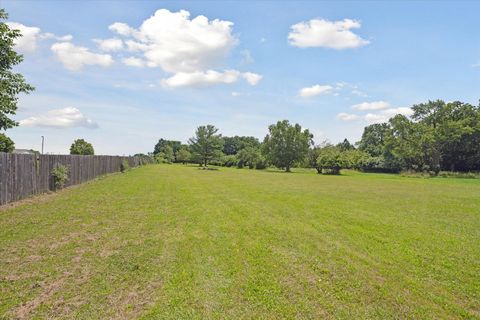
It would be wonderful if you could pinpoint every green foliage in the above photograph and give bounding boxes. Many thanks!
[236,146,264,169]
[154,139,181,161]
[222,154,237,167]
[262,120,313,172]
[336,138,355,152]
[176,147,191,164]
[155,145,174,163]
[70,139,94,155]
[51,165,69,190]
[0,9,35,131]
[188,125,224,166]
[0,133,14,152]
[316,145,344,175]
[120,160,130,173]
[223,136,260,155]
[357,100,480,173]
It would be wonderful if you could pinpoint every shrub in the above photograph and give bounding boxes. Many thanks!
[0,133,14,153]
[120,159,130,173]
[51,165,69,190]
[222,155,237,167]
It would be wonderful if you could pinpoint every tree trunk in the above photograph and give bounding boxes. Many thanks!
[286,166,291,172]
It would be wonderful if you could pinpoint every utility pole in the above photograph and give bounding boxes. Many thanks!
[41,136,44,154]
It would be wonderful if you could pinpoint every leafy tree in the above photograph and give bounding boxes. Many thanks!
[316,145,344,175]
[336,138,355,152]
[70,139,94,155]
[0,133,14,152]
[357,123,389,157]
[188,125,224,166]
[0,9,34,131]
[262,120,313,172]
[223,136,260,155]
[154,139,181,161]
[384,115,439,172]
[155,144,174,163]
[236,146,262,169]
[176,147,191,164]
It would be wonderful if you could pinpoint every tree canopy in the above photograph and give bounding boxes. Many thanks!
[262,120,313,172]
[188,125,224,166]
[0,9,34,132]
[0,133,14,152]
[70,139,95,155]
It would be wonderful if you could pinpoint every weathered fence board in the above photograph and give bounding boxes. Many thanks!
[0,153,151,206]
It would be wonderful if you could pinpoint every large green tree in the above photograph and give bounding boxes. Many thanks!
[70,139,94,155]
[0,9,34,131]
[262,120,313,172]
[223,136,260,155]
[154,139,181,161]
[188,125,224,166]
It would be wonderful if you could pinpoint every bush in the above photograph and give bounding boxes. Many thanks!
[120,160,130,173]
[222,155,237,167]
[0,133,14,153]
[51,165,69,190]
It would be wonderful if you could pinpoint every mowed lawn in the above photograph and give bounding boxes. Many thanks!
[0,165,479,319]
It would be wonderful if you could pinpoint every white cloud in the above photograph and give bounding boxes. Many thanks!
[351,89,368,97]
[19,107,98,128]
[109,9,237,73]
[364,107,413,124]
[161,70,241,88]
[299,84,333,98]
[242,72,262,85]
[231,91,241,97]
[473,62,480,68]
[161,70,261,88]
[108,22,137,37]
[122,56,145,67]
[352,101,390,111]
[51,42,114,71]
[288,18,369,49]
[40,32,73,42]
[93,38,123,52]
[6,22,41,53]
[337,112,359,121]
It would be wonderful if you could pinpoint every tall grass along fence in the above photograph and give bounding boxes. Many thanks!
[0,153,152,206]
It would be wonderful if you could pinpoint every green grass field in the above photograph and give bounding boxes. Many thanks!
[1,164,479,319]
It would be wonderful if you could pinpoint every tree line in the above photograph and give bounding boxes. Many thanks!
[1,11,479,174]
[154,100,480,174]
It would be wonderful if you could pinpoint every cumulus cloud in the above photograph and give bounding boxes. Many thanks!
[122,56,145,67]
[161,70,261,88]
[337,112,359,121]
[6,22,41,53]
[352,101,390,111]
[19,107,98,128]
[107,9,262,88]
[242,72,262,85]
[93,38,123,52]
[109,9,238,73]
[299,84,333,98]
[40,32,73,42]
[51,42,114,71]
[364,107,413,124]
[288,18,369,49]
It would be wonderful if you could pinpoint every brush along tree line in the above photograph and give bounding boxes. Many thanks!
[154,100,480,174]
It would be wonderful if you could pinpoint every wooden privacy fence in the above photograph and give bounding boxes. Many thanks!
[0,153,152,206]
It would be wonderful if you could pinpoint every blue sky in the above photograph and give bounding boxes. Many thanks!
[4,1,480,155]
